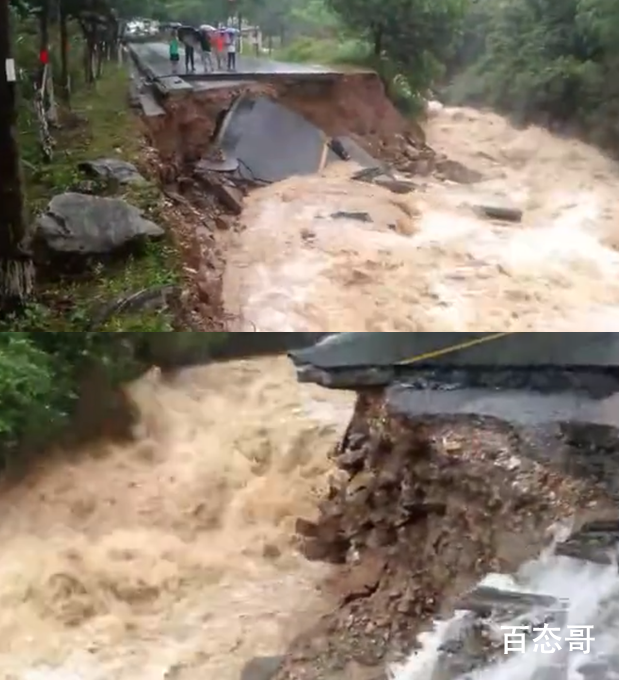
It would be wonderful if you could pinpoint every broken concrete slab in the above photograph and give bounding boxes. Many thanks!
[289,332,619,372]
[78,158,147,185]
[349,165,414,193]
[351,166,385,182]
[213,182,244,215]
[34,192,164,258]
[331,211,373,222]
[196,172,244,214]
[555,518,619,564]
[287,333,619,403]
[330,135,383,170]
[153,75,194,98]
[455,586,558,614]
[374,177,416,194]
[138,91,166,117]
[196,153,239,173]
[430,614,504,680]
[217,94,329,183]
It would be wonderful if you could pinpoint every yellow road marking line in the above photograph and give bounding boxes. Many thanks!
[397,332,513,365]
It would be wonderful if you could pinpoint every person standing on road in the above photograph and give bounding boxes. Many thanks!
[199,29,213,72]
[185,40,196,72]
[226,31,237,71]
[169,31,180,74]
[213,30,224,70]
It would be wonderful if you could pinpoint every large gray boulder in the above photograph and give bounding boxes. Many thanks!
[34,192,164,257]
[77,158,147,185]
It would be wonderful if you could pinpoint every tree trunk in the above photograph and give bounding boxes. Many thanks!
[59,3,70,103]
[46,64,58,126]
[84,37,95,83]
[95,42,104,78]
[373,24,383,57]
[0,0,35,307]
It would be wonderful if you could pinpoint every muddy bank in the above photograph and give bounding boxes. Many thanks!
[269,389,613,680]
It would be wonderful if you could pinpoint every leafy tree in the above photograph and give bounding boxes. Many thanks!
[326,0,466,90]
[447,0,619,149]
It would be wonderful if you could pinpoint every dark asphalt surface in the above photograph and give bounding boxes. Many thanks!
[130,41,343,84]
[217,95,331,182]
[290,332,619,400]
[290,333,619,370]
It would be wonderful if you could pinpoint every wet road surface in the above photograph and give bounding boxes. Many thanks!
[129,41,351,88]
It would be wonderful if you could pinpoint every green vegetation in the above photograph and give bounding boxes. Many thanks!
[446,0,619,148]
[18,66,179,331]
[11,20,180,332]
[252,0,619,148]
[0,331,231,472]
[0,332,133,471]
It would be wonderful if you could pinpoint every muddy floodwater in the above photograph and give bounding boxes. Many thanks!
[223,106,619,331]
[0,358,354,680]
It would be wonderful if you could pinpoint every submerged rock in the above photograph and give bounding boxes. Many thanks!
[241,657,285,680]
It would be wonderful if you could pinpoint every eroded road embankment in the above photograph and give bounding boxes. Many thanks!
[270,387,619,680]
[134,61,430,329]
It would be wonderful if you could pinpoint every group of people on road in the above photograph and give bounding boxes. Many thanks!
[169,26,237,75]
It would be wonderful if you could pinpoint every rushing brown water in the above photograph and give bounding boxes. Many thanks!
[0,358,354,680]
[223,106,619,331]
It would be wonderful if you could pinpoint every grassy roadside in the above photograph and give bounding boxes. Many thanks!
[271,36,371,66]
[9,63,181,332]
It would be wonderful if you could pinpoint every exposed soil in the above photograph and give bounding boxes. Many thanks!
[266,390,615,680]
